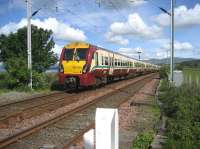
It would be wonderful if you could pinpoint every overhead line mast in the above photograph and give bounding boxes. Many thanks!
[170,0,175,83]
[27,0,32,89]
[130,0,175,82]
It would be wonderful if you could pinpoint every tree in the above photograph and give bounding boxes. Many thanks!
[0,25,57,73]
[0,25,58,88]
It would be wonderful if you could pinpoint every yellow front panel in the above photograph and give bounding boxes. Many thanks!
[65,42,89,49]
[62,42,89,74]
[62,60,86,74]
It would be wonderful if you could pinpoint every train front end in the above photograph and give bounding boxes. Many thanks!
[58,42,95,89]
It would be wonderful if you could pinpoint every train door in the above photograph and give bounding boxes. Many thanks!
[127,61,130,74]
[109,54,114,75]
[90,52,98,72]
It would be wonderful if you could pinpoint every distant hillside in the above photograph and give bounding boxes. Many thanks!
[176,60,200,69]
[145,57,196,65]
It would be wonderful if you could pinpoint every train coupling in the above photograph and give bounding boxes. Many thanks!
[65,77,78,89]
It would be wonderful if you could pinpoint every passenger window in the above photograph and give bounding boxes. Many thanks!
[105,57,108,65]
[102,56,104,65]
[118,59,120,66]
[115,59,117,66]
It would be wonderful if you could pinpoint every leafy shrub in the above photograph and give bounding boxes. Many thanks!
[0,69,58,91]
[3,57,29,89]
[159,83,200,149]
[159,65,169,79]
[132,131,154,149]
[159,79,169,92]
[0,72,10,89]
[33,72,61,90]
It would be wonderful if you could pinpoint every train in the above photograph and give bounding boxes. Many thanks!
[58,42,159,89]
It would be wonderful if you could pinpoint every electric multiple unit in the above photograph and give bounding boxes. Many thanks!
[58,42,159,89]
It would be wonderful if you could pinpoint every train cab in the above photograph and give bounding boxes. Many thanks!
[59,42,96,88]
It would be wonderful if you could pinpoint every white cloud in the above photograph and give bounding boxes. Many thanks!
[105,32,129,45]
[118,47,150,60]
[52,44,63,56]
[106,13,162,44]
[98,0,146,9]
[154,4,200,27]
[117,47,144,58]
[156,41,194,59]
[129,0,147,7]
[162,41,194,51]
[0,18,87,41]
[156,51,167,59]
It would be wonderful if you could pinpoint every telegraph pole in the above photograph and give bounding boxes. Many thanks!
[170,0,175,82]
[27,0,32,89]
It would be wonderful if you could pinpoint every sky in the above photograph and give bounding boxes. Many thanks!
[0,0,200,60]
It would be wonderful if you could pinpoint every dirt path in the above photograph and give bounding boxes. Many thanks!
[119,78,160,149]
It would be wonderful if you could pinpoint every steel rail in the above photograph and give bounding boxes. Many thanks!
[64,73,158,148]
[0,73,157,148]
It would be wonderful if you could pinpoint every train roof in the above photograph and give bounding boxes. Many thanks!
[64,42,158,67]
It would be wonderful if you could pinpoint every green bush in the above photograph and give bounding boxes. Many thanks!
[132,131,154,149]
[159,65,169,79]
[0,72,10,89]
[159,79,169,92]
[0,70,57,91]
[159,83,200,149]
[3,57,29,89]
[33,72,59,90]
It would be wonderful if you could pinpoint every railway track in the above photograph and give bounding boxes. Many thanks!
[0,73,158,148]
[0,92,75,126]
[0,91,64,108]
[64,74,159,148]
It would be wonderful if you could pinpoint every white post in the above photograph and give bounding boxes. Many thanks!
[83,129,95,149]
[27,0,32,89]
[173,70,183,87]
[95,108,119,149]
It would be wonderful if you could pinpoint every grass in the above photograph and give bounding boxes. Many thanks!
[148,105,160,117]
[132,96,161,149]
[0,72,60,94]
[132,131,154,149]
[0,89,9,95]
[183,68,200,86]
[158,78,200,149]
